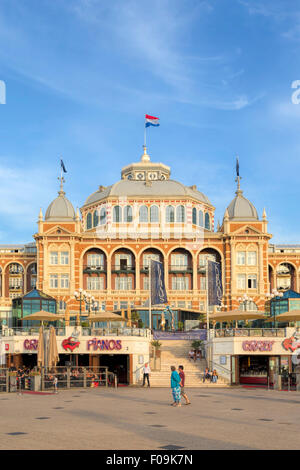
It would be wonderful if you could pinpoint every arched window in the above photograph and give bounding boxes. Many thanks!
[239,300,258,312]
[113,206,122,223]
[86,213,92,230]
[166,205,175,223]
[150,205,159,223]
[205,213,210,230]
[124,205,133,222]
[199,210,204,227]
[176,205,185,222]
[192,208,197,225]
[99,207,107,225]
[139,205,148,223]
[93,210,99,227]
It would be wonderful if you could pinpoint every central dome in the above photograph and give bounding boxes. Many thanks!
[45,189,75,221]
[226,189,258,221]
[84,147,211,207]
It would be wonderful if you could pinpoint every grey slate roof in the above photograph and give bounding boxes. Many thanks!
[84,179,212,207]
[226,190,258,221]
[45,191,75,221]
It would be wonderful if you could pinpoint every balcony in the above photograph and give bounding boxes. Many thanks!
[168,265,193,274]
[112,265,135,274]
[83,265,106,275]
[9,285,23,290]
[197,265,206,274]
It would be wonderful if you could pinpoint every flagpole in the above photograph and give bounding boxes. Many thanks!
[144,120,147,149]
[206,256,211,370]
[149,260,152,331]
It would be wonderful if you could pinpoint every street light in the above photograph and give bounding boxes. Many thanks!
[74,289,89,325]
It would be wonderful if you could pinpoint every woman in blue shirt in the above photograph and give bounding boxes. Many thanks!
[170,366,182,407]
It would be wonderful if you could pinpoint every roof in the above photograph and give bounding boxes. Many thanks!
[226,189,258,221]
[84,179,212,207]
[45,190,75,221]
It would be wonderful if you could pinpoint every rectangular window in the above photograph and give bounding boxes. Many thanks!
[50,252,58,265]
[237,252,246,265]
[115,254,132,269]
[200,277,206,290]
[143,277,149,290]
[87,277,104,290]
[248,274,257,289]
[115,277,133,290]
[60,274,69,289]
[61,252,69,265]
[172,276,188,290]
[237,274,246,290]
[50,274,58,289]
[143,253,160,268]
[171,254,188,269]
[120,301,128,309]
[31,278,37,288]
[247,251,257,266]
[9,277,23,288]
[114,302,119,310]
[177,301,186,308]
[87,253,104,267]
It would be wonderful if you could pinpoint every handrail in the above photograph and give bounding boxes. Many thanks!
[209,360,231,376]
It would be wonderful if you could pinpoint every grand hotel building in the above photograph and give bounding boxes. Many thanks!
[0,147,299,326]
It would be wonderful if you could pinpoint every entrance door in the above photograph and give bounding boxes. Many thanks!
[100,354,128,384]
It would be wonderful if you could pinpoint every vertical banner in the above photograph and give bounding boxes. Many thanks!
[0,338,6,365]
[150,260,168,305]
[207,260,223,306]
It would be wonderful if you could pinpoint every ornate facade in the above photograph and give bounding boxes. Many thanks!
[0,147,299,323]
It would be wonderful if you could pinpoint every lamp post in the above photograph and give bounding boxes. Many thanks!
[74,288,89,325]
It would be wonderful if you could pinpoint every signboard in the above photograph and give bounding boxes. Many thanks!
[153,330,207,341]
[87,339,122,351]
[242,341,274,352]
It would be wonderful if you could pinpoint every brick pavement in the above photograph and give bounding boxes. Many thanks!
[0,387,299,450]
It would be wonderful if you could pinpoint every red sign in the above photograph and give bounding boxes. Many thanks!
[282,334,300,352]
[24,339,38,350]
[62,336,80,352]
[242,340,274,352]
[5,344,9,351]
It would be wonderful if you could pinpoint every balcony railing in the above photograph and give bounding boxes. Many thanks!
[168,265,193,273]
[111,265,135,273]
[214,328,286,338]
[83,265,106,274]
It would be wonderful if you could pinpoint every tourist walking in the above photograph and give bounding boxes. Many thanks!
[178,365,191,405]
[170,366,182,407]
[53,375,58,393]
[212,369,218,383]
[142,363,151,387]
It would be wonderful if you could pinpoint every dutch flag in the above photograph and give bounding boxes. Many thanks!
[145,114,160,128]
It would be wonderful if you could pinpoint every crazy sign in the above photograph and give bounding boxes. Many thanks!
[242,341,274,352]
[87,338,122,351]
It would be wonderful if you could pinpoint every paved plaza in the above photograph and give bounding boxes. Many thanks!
[0,386,299,450]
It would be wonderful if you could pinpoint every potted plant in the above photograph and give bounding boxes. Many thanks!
[191,340,203,351]
[178,321,184,331]
[151,340,162,358]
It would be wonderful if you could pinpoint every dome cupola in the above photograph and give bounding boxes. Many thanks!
[45,177,75,221]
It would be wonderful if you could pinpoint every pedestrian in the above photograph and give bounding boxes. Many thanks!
[170,366,181,407]
[212,369,218,383]
[142,363,151,387]
[203,367,211,383]
[53,375,58,393]
[178,365,191,405]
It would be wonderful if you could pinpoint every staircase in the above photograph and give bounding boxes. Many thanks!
[145,340,230,388]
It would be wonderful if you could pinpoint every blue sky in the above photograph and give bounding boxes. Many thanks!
[0,0,300,243]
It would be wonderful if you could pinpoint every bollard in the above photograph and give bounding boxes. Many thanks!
[6,370,9,393]
[114,375,117,389]
[67,368,70,389]
[267,376,270,391]
[105,369,108,388]
[288,377,291,392]
[83,369,87,389]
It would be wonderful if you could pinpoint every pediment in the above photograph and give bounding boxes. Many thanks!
[44,225,74,236]
[231,224,263,235]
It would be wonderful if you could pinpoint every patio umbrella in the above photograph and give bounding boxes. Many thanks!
[268,310,300,323]
[48,326,59,369]
[210,310,266,323]
[22,310,63,323]
[87,311,126,322]
[37,326,44,367]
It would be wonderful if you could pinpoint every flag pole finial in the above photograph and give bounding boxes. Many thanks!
[59,158,67,195]
[141,145,150,163]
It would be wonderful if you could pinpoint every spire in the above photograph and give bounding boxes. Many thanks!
[224,208,229,221]
[38,207,43,221]
[141,146,151,163]
[262,208,267,220]
[76,207,80,221]
[217,220,221,231]
[235,155,242,195]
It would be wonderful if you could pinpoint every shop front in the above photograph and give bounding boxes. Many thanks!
[211,327,300,387]
[2,326,151,385]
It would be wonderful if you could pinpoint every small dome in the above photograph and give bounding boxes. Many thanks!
[45,190,75,221]
[226,189,258,221]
